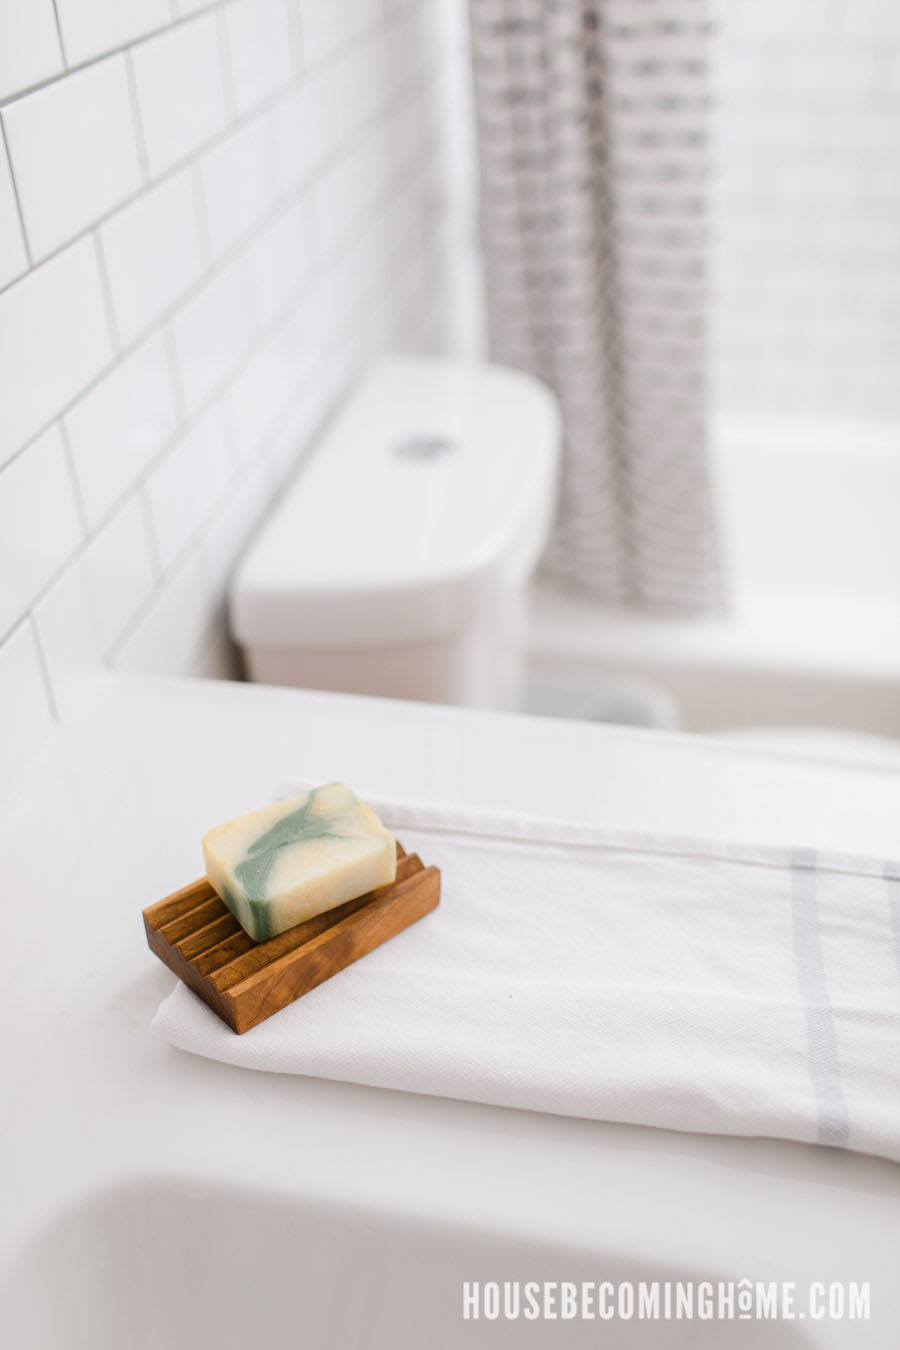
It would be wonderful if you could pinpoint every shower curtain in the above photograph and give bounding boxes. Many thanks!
[468,0,723,614]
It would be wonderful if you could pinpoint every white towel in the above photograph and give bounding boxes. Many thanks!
[152,798,900,1163]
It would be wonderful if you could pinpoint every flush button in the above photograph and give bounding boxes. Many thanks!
[393,435,457,461]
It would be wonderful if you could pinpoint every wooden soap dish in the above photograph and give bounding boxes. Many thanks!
[143,843,439,1034]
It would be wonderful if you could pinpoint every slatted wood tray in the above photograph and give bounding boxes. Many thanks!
[143,843,439,1034]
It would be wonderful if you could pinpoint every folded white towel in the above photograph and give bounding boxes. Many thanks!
[152,797,900,1163]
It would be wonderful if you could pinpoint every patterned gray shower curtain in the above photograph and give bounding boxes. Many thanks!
[468,0,724,614]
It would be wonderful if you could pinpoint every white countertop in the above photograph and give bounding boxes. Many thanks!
[2,674,899,1347]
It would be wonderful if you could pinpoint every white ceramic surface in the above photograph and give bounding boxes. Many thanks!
[230,357,560,649]
[1,674,899,1347]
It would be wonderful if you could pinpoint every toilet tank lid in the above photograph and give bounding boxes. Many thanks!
[229,357,559,648]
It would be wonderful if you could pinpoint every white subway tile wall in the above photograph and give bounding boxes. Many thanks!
[99,169,207,345]
[0,3,64,104]
[64,331,179,528]
[80,494,157,654]
[0,237,115,464]
[224,0,295,116]
[0,141,29,290]
[30,553,104,717]
[129,15,230,178]
[0,620,57,790]
[144,402,236,570]
[0,0,469,793]
[0,424,84,637]
[712,0,900,422]
[54,1,174,67]
[3,55,143,261]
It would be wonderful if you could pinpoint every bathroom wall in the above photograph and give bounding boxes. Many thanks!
[711,0,900,425]
[0,0,473,788]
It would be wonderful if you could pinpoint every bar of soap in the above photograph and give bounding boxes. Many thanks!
[202,783,396,941]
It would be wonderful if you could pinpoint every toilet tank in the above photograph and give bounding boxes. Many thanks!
[229,358,559,706]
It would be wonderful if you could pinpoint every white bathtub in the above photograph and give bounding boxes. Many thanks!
[526,419,900,736]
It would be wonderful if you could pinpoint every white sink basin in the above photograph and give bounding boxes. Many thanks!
[7,1174,837,1350]
[2,675,899,1347]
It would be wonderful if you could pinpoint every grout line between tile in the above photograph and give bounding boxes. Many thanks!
[48,0,69,70]
[57,418,90,537]
[163,323,188,422]
[190,161,214,266]
[124,48,151,183]
[216,5,238,124]
[139,482,164,578]
[285,0,306,77]
[28,614,61,723]
[0,115,33,270]
[91,229,122,353]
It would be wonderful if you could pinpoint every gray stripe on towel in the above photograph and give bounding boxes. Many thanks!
[885,861,900,988]
[791,848,849,1147]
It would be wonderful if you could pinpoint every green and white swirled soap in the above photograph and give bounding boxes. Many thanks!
[202,783,397,941]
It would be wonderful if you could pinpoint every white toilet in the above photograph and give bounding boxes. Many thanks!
[229,357,560,706]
